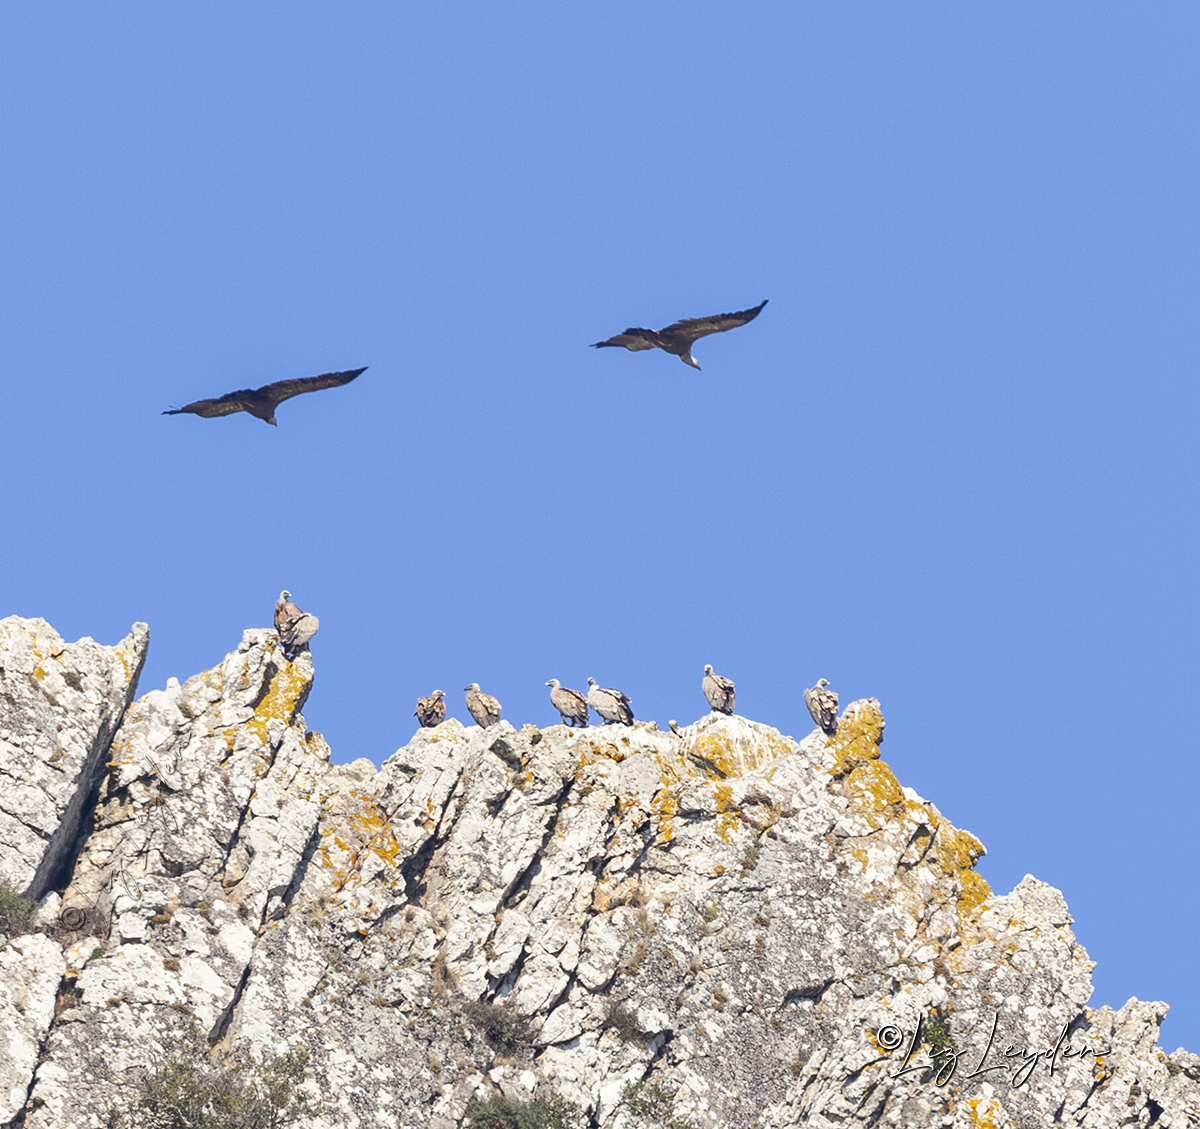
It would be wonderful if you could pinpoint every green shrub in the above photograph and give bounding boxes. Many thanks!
[463,1001,534,1055]
[106,1022,318,1128]
[620,1081,698,1129]
[464,1093,584,1129]
[602,1000,644,1044]
[925,1010,956,1054]
[0,878,36,936]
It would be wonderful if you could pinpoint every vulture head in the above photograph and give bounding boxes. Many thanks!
[431,689,445,699]
[546,679,562,689]
[464,682,480,692]
[704,664,714,675]
[279,589,291,601]
[683,355,701,371]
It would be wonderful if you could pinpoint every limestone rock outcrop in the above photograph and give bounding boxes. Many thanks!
[0,616,148,899]
[0,616,1196,1129]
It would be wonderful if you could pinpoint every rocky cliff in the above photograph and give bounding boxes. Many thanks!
[0,615,1196,1128]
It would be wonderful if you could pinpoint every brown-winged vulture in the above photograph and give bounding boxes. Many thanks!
[702,664,736,714]
[586,677,634,726]
[546,680,589,727]
[591,301,767,370]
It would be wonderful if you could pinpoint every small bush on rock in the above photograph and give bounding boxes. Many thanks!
[0,878,35,936]
[925,1009,957,1054]
[620,1080,698,1129]
[602,1000,645,1045]
[105,1022,317,1129]
[463,1001,534,1055]
[465,1092,584,1129]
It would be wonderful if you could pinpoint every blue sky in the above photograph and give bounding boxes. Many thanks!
[3,4,1197,1051]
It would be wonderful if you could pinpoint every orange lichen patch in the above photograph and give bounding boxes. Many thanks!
[576,739,626,768]
[347,796,403,868]
[965,1096,1003,1128]
[956,870,992,917]
[243,660,311,749]
[690,727,791,780]
[848,846,872,874]
[932,825,986,875]
[714,785,739,844]
[311,788,412,896]
[843,759,905,812]
[917,822,991,925]
[34,666,46,680]
[827,701,885,776]
[651,786,679,844]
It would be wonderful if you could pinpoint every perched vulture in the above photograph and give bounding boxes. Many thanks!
[668,719,682,736]
[273,590,319,659]
[592,300,767,370]
[586,677,634,726]
[414,689,446,728]
[804,678,839,735]
[464,683,502,728]
[164,367,367,426]
[546,679,589,727]
[702,664,736,715]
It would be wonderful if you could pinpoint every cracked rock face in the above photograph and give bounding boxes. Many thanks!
[0,619,1197,1129]
[0,617,148,899]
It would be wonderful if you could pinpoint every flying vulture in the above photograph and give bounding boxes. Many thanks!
[586,678,634,726]
[415,690,446,728]
[702,664,736,715]
[274,590,319,659]
[546,679,589,727]
[804,678,839,736]
[164,367,367,426]
[591,300,767,370]
[464,683,502,728]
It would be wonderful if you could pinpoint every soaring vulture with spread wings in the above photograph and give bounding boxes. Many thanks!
[592,300,767,369]
[164,367,367,425]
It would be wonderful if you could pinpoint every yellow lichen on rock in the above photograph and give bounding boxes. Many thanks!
[714,784,739,844]
[689,724,792,780]
[957,870,992,917]
[965,1096,1003,1128]
[576,737,627,768]
[843,759,905,812]
[827,699,885,776]
[651,785,679,843]
[346,793,402,868]
[244,659,311,749]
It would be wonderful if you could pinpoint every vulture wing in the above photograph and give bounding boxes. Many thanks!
[274,597,302,637]
[164,390,261,418]
[660,300,768,346]
[591,329,662,352]
[258,367,368,407]
[283,612,319,652]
